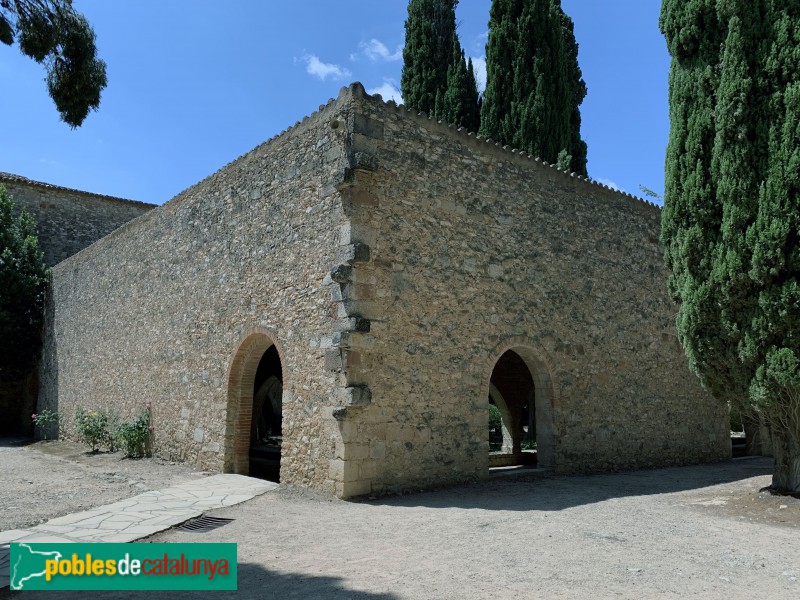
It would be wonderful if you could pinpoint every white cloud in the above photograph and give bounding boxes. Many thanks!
[596,178,624,192]
[470,31,489,55]
[367,80,403,104]
[38,158,62,167]
[357,39,403,62]
[469,56,487,93]
[302,54,352,82]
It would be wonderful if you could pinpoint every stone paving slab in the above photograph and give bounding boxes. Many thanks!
[0,474,277,588]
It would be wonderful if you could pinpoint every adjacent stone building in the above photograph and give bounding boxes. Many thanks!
[0,173,154,435]
[37,83,730,498]
[1,172,155,267]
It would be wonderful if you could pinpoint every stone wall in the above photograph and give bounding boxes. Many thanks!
[39,93,356,494]
[1,174,153,435]
[39,84,729,498]
[0,173,155,266]
[324,87,729,495]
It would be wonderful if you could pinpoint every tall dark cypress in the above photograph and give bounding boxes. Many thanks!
[480,0,521,145]
[744,0,800,491]
[660,0,731,400]
[559,9,588,176]
[401,0,459,117]
[661,0,800,492]
[480,0,587,176]
[441,35,481,131]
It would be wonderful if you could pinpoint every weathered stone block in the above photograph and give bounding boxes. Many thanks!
[353,114,385,140]
[335,243,370,265]
[338,479,371,499]
[332,317,370,333]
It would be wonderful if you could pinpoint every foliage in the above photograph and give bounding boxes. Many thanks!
[638,185,662,201]
[729,405,744,433]
[31,407,58,439]
[558,8,588,176]
[555,149,571,172]
[480,0,588,176]
[0,185,49,381]
[0,0,107,127]
[401,0,480,129]
[114,404,153,458]
[401,0,458,117]
[75,408,113,452]
[488,403,502,431]
[661,0,800,492]
[440,34,481,131]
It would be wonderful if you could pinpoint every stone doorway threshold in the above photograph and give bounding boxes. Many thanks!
[489,465,553,478]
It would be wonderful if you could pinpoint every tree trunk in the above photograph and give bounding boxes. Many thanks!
[744,414,772,456]
[771,428,800,493]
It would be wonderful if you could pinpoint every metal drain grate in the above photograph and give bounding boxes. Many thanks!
[174,516,234,533]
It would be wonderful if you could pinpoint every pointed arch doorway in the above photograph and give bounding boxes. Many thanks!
[486,345,555,470]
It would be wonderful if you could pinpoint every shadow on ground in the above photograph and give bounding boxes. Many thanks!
[1,562,399,599]
[362,457,775,512]
[0,438,33,449]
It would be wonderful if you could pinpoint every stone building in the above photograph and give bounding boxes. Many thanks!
[36,83,729,498]
[1,172,155,267]
[0,173,154,435]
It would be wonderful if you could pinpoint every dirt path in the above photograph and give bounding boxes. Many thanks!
[4,455,798,599]
[0,438,209,531]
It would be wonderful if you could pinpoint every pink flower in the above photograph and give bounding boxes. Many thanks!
[148,425,155,431]
[145,402,152,409]
[31,413,37,420]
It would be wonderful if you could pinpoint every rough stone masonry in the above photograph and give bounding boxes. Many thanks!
[0,172,154,435]
[1,172,155,267]
[37,83,730,498]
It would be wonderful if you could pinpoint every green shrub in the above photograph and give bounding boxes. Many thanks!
[75,409,113,452]
[488,403,503,451]
[114,406,153,458]
[31,408,59,440]
[488,404,502,430]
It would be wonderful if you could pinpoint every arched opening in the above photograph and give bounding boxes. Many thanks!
[224,330,285,481]
[486,345,555,471]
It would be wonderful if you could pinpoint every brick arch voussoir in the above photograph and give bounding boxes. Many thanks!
[224,326,286,474]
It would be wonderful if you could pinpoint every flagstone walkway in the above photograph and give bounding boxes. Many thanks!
[0,473,276,588]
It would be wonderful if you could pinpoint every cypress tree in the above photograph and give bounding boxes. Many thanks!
[401,0,459,117]
[661,0,800,491]
[480,0,587,176]
[441,35,481,131]
[559,9,588,175]
[744,1,800,491]
[480,0,521,146]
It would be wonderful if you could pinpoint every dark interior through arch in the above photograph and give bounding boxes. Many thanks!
[249,344,282,481]
[488,350,537,467]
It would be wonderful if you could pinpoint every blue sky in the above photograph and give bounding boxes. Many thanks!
[2,1,669,205]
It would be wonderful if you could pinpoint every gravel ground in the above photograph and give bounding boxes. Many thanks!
[3,446,798,599]
[0,438,209,531]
